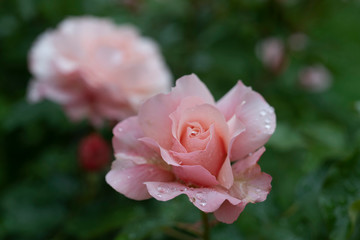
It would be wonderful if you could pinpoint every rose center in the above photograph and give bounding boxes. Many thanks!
[189,126,200,137]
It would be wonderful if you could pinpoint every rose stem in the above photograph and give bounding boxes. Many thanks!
[201,212,211,240]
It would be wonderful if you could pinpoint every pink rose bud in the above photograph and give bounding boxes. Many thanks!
[106,74,276,224]
[299,64,332,92]
[79,133,110,172]
[27,16,172,127]
[256,37,286,74]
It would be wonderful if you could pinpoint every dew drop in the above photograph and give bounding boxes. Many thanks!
[264,119,271,124]
[265,125,271,130]
[156,193,162,198]
[259,110,267,116]
[241,100,247,106]
[195,193,204,199]
[118,127,123,132]
[157,185,168,194]
[199,200,207,206]
[189,197,196,203]
[195,192,207,206]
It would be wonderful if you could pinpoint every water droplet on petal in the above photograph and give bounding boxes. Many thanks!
[199,201,207,206]
[264,119,271,124]
[241,100,247,106]
[260,110,267,116]
[118,127,123,132]
[195,192,207,206]
[157,185,167,194]
[189,197,196,203]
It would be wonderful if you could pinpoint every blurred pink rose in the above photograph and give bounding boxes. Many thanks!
[106,74,276,223]
[299,64,332,92]
[256,37,286,74]
[27,16,172,126]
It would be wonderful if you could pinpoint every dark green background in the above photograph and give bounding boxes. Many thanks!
[1,0,360,239]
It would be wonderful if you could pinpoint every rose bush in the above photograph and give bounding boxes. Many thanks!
[27,16,171,126]
[106,74,276,223]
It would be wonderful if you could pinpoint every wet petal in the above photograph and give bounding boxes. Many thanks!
[106,163,174,200]
[145,182,241,213]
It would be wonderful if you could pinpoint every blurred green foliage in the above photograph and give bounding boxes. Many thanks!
[1,0,360,239]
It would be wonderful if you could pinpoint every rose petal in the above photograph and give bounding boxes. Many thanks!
[172,74,215,105]
[139,137,181,166]
[169,96,206,140]
[230,147,272,203]
[172,165,219,187]
[106,163,174,200]
[139,74,215,149]
[113,117,161,165]
[170,125,226,176]
[232,147,265,174]
[145,182,241,213]
[217,157,234,189]
[29,32,58,80]
[216,81,251,121]
[214,201,246,224]
[217,81,275,160]
[176,103,230,149]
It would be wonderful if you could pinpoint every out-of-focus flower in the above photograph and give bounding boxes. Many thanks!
[288,32,308,52]
[27,16,172,126]
[78,133,111,172]
[106,74,276,224]
[256,37,286,74]
[299,64,332,92]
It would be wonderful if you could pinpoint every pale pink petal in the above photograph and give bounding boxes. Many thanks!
[229,90,275,160]
[230,147,272,203]
[27,80,45,103]
[216,81,251,121]
[113,117,161,165]
[139,93,177,149]
[139,137,180,166]
[214,201,246,224]
[172,165,219,187]
[170,126,226,176]
[145,182,241,213]
[171,74,215,105]
[42,82,79,104]
[232,171,272,203]
[232,147,265,173]
[139,74,214,148]
[106,163,174,200]
[217,157,233,189]
[29,31,58,79]
[169,96,206,140]
[176,103,230,149]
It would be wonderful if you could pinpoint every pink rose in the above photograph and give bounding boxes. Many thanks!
[27,16,171,126]
[256,37,286,74]
[106,74,276,223]
[299,64,332,92]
